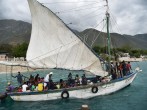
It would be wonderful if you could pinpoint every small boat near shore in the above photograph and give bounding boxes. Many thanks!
[7,72,137,101]
[0,0,141,102]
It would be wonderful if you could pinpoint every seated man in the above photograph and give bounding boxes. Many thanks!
[6,82,15,92]
[93,75,101,83]
[30,82,36,91]
[75,74,80,86]
[17,86,22,92]
[81,74,87,85]
[22,82,28,92]
[38,81,43,92]
[59,79,64,88]
[49,80,55,90]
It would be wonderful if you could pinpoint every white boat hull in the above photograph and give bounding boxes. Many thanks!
[9,73,137,101]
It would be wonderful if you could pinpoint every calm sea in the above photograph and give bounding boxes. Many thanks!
[0,61,147,110]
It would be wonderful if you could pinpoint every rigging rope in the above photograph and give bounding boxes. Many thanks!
[27,39,78,62]
[79,8,105,20]
[107,11,143,69]
[91,20,106,47]
[27,0,109,73]
[56,47,62,68]
[72,42,81,69]
[6,65,8,83]
[10,65,13,83]
[42,1,103,4]
[55,2,104,14]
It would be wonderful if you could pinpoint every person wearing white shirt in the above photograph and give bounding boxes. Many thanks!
[44,72,53,82]
[22,82,28,92]
[44,72,53,89]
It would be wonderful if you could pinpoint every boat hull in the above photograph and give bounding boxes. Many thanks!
[8,72,137,101]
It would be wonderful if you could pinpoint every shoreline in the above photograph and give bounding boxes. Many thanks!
[0,61,34,74]
[0,60,146,75]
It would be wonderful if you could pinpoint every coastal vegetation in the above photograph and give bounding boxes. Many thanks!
[0,43,147,59]
[0,42,28,57]
[93,46,147,60]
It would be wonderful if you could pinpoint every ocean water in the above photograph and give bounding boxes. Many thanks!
[0,61,147,110]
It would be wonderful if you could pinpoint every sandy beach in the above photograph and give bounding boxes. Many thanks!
[0,61,34,74]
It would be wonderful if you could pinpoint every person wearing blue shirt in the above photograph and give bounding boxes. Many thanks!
[12,71,27,86]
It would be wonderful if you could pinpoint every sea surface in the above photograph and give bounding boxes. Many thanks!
[0,61,147,110]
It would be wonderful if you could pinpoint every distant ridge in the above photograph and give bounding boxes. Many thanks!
[79,28,147,49]
[0,19,147,49]
[0,19,31,45]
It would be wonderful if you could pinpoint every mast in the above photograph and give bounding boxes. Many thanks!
[106,0,111,71]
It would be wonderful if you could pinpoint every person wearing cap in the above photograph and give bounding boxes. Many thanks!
[44,72,53,82]
[6,82,15,92]
[44,72,53,89]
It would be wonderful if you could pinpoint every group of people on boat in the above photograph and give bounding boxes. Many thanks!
[5,71,94,93]
[5,61,132,93]
[109,61,132,80]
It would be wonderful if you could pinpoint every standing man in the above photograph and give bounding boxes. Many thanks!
[126,62,132,74]
[122,61,127,76]
[12,71,26,86]
[68,72,72,86]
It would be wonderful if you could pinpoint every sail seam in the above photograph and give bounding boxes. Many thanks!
[27,39,79,62]
[38,1,104,62]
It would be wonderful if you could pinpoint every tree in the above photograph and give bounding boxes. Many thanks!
[93,45,147,59]
[12,42,28,57]
[93,46,101,54]
[130,50,141,58]
[0,44,12,53]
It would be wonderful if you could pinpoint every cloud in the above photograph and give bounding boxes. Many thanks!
[0,0,31,22]
[0,0,146,35]
[109,0,147,35]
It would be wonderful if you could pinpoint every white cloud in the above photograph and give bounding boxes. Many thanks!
[0,0,146,35]
[109,0,147,35]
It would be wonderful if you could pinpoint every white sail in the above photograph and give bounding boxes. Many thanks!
[27,0,107,76]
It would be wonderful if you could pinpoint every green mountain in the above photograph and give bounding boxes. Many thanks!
[79,28,147,49]
[0,19,147,50]
[0,19,31,45]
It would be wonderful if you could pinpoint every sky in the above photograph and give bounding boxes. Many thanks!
[0,0,147,35]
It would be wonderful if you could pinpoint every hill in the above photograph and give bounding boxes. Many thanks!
[0,19,147,50]
[79,29,147,49]
[0,19,31,45]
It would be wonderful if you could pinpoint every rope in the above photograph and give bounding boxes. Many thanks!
[78,7,105,19]
[72,42,81,69]
[6,65,8,83]
[28,39,78,62]
[56,47,62,68]
[82,18,105,46]
[55,2,104,14]
[108,11,143,68]
[42,1,103,4]
[91,21,106,47]
[10,66,13,83]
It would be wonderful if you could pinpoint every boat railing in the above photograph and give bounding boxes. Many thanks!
[7,72,137,96]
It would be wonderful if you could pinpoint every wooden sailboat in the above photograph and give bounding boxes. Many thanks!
[3,0,139,101]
